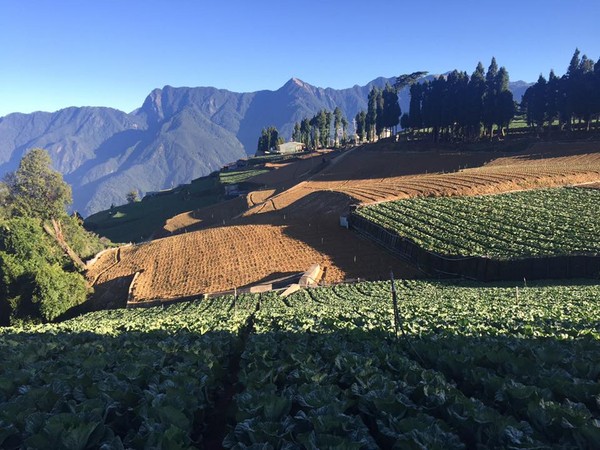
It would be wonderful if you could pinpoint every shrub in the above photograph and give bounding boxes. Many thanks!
[32,264,88,321]
[0,217,88,325]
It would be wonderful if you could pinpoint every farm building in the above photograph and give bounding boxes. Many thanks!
[276,141,305,154]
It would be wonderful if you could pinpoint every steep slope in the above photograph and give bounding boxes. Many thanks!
[0,107,144,174]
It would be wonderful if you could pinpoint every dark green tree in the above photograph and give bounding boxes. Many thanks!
[355,111,367,142]
[466,62,486,139]
[300,118,311,147]
[546,70,561,133]
[333,107,343,147]
[400,113,410,130]
[309,114,320,149]
[495,67,514,136]
[380,83,401,136]
[482,57,499,138]
[375,87,386,138]
[594,59,600,129]
[408,83,424,130]
[257,126,282,153]
[292,122,301,142]
[323,110,333,147]
[577,55,596,130]
[0,216,88,325]
[523,75,547,133]
[366,87,380,141]
[341,116,349,145]
[564,48,581,130]
[3,148,72,221]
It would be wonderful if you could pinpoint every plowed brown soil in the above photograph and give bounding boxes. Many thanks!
[88,141,600,305]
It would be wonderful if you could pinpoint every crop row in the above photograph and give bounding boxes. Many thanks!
[2,281,600,448]
[223,280,600,448]
[0,294,258,449]
[356,187,600,259]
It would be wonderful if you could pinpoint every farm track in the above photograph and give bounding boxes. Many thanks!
[88,142,600,305]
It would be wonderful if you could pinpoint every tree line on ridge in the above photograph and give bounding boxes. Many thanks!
[259,48,600,150]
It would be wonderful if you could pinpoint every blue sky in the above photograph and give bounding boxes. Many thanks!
[0,0,598,116]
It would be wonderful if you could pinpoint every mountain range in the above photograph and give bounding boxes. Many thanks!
[0,76,531,216]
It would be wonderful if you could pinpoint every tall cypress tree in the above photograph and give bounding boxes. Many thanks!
[408,83,423,130]
[564,48,581,130]
[483,57,499,138]
[292,122,301,142]
[523,75,547,132]
[381,83,401,137]
[366,87,379,141]
[355,111,367,142]
[466,62,485,140]
[594,59,600,129]
[333,107,343,147]
[495,67,514,136]
[578,55,596,130]
[300,118,311,147]
[546,70,561,133]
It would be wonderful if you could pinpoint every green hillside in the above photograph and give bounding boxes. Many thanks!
[2,280,599,448]
[84,166,273,243]
[84,175,222,242]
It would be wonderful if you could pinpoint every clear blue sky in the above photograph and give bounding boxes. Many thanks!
[0,0,598,116]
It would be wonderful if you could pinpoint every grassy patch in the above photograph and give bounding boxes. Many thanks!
[219,168,270,185]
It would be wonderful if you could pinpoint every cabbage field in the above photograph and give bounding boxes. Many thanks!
[355,188,600,260]
[1,280,600,448]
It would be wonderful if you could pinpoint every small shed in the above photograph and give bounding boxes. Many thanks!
[276,141,305,154]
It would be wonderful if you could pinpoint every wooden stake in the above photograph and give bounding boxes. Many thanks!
[390,271,401,339]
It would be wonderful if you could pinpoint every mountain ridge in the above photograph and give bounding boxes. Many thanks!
[0,76,532,216]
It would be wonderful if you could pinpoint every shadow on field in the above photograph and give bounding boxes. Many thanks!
[1,321,599,449]
[59,274,134,321]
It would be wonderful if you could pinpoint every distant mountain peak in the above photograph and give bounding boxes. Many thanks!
[291,77,307,86]
[283,77,312,91]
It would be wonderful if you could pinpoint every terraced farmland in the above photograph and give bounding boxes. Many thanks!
[355,187,600,259]
[90,224,344,303]
[2,280,600,448]
[87,141,600,304]
[248,143,600,215]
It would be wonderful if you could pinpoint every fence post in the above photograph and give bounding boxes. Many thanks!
[390,271,400,340]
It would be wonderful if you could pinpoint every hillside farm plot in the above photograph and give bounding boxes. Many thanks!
[230,280,600,448]
[355,188,600,260]
[218,168,270,185]
[88,142,600,304]
[92,224,350,304]
[3,280,600,448]
[244,144,600,217]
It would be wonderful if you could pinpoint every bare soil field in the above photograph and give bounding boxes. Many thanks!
[246,142,600,216]
[90,220,419,303]
[158,152,330,237]
[160,196,248,237]
[88,141,600,305]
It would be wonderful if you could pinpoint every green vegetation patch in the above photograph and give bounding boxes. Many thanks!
[218,168,270,185]
[356,188,600,259]
[2,280,600,448]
